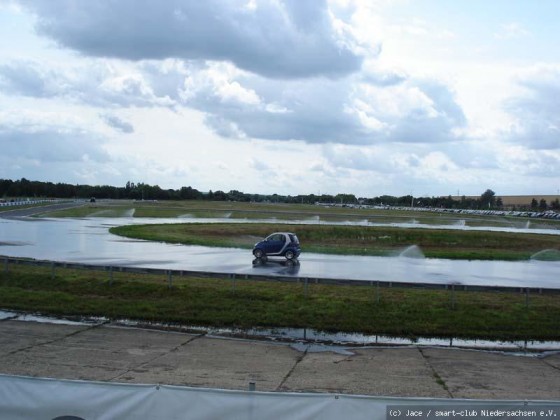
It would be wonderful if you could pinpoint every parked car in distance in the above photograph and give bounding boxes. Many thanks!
[252,232,301,260]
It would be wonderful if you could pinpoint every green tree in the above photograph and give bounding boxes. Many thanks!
[531,198,538,210]
[480,189,496,208]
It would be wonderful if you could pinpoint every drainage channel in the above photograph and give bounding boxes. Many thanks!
[3,310,559,355]
[111,320,560,354]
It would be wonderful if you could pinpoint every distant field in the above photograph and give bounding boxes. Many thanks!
[38,199,560,230]
[452,195,560,206]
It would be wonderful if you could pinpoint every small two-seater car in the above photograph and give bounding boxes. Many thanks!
[252,232,301,260]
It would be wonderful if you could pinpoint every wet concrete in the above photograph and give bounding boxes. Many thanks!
[0,201,85,218]
[420,348,560,399]
[278,347,450,397]
[1,320,559,400]
[1,216,559,289]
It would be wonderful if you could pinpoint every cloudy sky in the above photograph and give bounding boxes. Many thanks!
[1,0,559,197]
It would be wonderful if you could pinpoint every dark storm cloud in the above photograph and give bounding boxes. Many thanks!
[20,0,363,79]
[4,1,467,148]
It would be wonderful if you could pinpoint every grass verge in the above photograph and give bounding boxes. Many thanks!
[1,264,559,341]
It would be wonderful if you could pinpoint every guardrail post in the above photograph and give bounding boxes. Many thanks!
[109,266,113,286]
[304,277,309,297]
[376,281,380,303]
[231,274,236,293]
[525,288,529,309]
[450,284,456,310]
[168,270,173,289]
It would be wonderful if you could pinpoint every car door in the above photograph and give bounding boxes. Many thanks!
[265,234,285,254]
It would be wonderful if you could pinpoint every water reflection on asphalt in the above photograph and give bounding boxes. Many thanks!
[0,216,559,289]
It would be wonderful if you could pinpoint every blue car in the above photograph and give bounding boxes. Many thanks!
[252,232,301,260]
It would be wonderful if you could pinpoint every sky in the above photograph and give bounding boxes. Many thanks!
[0,0,559,198]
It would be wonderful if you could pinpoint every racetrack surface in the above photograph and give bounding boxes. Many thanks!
[1,216,559,289]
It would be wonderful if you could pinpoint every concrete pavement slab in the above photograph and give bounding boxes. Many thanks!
[0,320,89,356]
[422,347,560,400]
[1,320,559,399]
[115,335,301,391]
[543,353,560,370]
[0,322,192,381]
[279,347,450,397]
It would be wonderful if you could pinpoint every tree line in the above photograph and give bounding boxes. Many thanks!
[1,178,558,211]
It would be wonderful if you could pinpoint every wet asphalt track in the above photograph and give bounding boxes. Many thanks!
[1,213,559,289]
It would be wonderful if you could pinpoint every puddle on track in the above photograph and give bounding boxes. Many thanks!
[1,217,559,289]
[2,310,558,355]
[111,319,560,355]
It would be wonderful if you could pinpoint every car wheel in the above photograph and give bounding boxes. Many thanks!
[253,249,264,258]
[285,250,294,260]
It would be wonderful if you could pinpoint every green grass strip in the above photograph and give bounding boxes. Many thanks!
[1,265,559,341]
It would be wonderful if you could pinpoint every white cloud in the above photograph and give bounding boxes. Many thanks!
[248,158,271,172]
[100,114,134,134]
[0,59,177,108]
[503,64,560,150]
[494,22,531,40]
[0,119,111,183]
[498,146,560,177]
[176,61,465,146]
[1,0,559,197]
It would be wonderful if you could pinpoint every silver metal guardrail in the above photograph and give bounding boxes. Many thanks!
[2,255,558,303]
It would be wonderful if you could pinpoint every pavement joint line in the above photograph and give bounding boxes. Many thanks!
[417,346,454,399]
[276,344,309,392]
[4,320,110,357]
[107,333,206,383]
[539,356,560,372]
[333,355,354,364]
